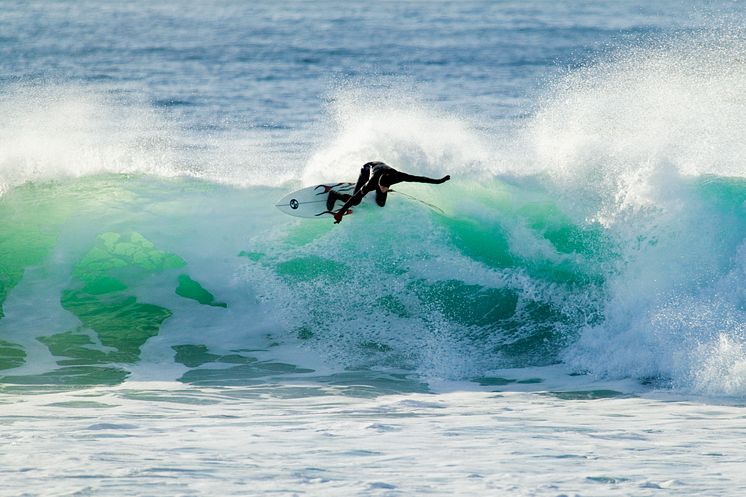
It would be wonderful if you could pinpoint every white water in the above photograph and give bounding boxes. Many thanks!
[2,377,745,497]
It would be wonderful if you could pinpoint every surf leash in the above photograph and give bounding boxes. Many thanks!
[390,190,445,215]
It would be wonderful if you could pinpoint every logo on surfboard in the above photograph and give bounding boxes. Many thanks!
[275,182,357,218]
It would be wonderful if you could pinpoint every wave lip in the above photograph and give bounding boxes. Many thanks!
[0,85,180,195]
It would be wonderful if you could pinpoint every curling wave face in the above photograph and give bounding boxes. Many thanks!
[0,172,607,387]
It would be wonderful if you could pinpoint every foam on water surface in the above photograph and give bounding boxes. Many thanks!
[2,381,746,497]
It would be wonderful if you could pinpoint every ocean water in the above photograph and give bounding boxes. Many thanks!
[3,1,746,495]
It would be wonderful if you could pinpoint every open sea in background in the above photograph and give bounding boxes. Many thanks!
[3,1,746,495]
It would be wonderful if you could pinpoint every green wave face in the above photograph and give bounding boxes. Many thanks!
[0,177,235,386]
[1,174,745,389]
[3,227,230,385]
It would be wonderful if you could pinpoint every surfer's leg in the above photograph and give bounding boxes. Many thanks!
[354,164,371,193]
[375,189,388,207]
[326,191,353,210]
[326,191,337,211]
[329,165,370,211]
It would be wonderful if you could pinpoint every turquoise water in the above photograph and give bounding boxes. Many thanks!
[2,168,746,393]
[0,173,607,385]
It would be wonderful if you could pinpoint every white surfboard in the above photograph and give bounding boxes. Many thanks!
[275,182,446,219]
[275,182,356,219]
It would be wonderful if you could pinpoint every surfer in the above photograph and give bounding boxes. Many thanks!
[327,161,450,224]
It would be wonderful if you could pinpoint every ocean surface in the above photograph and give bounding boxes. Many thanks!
[3,1,746,495]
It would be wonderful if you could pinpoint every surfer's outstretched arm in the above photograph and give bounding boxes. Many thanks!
[391,172,450,185]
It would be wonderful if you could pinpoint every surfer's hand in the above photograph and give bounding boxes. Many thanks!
[439,175,450,183]
[333,211,344,224]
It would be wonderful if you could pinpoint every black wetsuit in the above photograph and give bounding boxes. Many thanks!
[329,162,449,215]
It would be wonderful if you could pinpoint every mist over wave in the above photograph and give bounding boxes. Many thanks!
[524,29,746,395]
[0,85,177,194]
[0,84,302,194]
[303,86,497,185]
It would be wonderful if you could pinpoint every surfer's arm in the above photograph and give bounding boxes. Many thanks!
[338,189,365,212]
[393,172,450,184]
